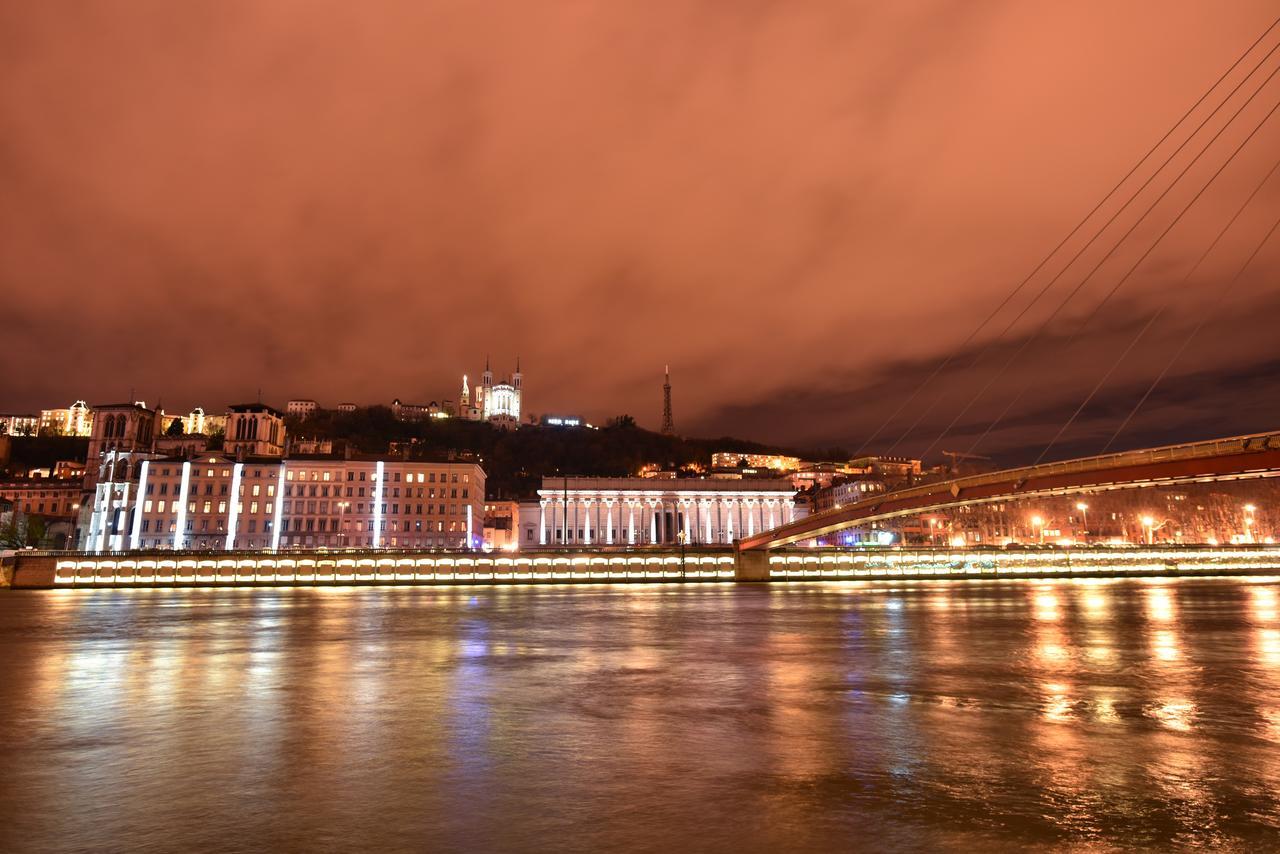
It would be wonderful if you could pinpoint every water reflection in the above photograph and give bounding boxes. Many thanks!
[3,578,1280,851]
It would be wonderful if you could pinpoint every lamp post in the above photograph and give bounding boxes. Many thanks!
[677,529,687,580]
[1075,502,1089,543]
[1244,503,1257,544]
[337,501,349,548]
[1142,515,1155,546]
[1031,514,1045,545]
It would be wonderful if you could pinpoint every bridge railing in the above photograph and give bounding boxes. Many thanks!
[769,430,1280,539]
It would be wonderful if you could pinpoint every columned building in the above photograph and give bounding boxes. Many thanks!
[519,477,801,548]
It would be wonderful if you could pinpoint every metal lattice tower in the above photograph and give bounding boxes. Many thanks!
[661,366,674,435]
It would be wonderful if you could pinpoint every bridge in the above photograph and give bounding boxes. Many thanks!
[737,431,1280,565]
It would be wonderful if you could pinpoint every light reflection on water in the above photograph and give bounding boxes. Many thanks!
[3,578,1280,851]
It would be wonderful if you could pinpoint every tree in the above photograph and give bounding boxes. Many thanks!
[608,415,637,429]
[165,418,185,436]
[0,513,46,549]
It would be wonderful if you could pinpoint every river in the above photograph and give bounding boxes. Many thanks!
[2,578,1279,851]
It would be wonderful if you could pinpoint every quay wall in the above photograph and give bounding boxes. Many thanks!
[5,545,1280,589]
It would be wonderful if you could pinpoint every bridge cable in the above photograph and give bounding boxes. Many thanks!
[1102,210,1280,453]
[872,18,1280,458]
[1034,146,1280,463]
[919,59,1280,462]
[853,14,1280,460]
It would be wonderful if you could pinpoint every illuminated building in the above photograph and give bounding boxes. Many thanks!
[0,414,39,436]
[520,477,802,547]
[84,454,485,552]
[391,399,451,421]
[461,358,522,426]
[814,477,888,512]
[286,399,319,419]
[337,403,357,413]
[178,407,227,436]
[39,400,92,437]
[225,403,286,457]
[711,452,802,472]
[0,479,81,520]
[483,500,521,550]
[82,402,163,551]
[846,455,923,480]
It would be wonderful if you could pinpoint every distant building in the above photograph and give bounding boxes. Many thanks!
[40,400,92,437]
[336,403,357,413]
[518,476,801,548]
[460,358,523,426]
[286,399,319,419]
[814,477,888,513]
[847,455,922,482]
[182,407,227,436]
[391,399,450,421]
[788,463,846,490]
[483,500,521,551]
[711,452,801,472]
[0,414,39,437]
[225,404,286,458]
[0,479,81,520]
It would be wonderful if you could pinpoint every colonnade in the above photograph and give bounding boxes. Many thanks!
[537,494,795,545]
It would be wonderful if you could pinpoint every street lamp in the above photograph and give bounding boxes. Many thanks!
[1031,514,1045,545]
[677,529,687,580]
[337,501,349,548]
[1244,503,1257,544]
[1141,515,1155,545]
[1075,502,1089,542]
[928,517,938,548]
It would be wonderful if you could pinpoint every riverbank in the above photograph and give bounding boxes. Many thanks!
[6,544,1280,588]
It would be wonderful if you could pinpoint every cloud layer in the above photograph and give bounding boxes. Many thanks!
[2,1,1278,462]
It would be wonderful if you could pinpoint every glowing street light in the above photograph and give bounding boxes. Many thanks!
[1075,501,1089,542]
[1244,503,1257,544]
[1031,514,1045,545]
[1142,515,1155,545]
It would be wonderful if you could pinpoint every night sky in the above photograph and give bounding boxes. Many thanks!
[2,1,1279,463]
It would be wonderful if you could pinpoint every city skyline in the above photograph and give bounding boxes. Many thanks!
[3,3,1280,463]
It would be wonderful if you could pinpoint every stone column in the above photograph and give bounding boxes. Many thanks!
[583,497,593,545]
[539,500,547,545]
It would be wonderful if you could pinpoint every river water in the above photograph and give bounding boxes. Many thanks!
[2,578,1280,852]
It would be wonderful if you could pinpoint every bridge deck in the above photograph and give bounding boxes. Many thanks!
[741,430,1280,550]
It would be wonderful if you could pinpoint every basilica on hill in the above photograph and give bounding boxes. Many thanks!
[460,358,522,427]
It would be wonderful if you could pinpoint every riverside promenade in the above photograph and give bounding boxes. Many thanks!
[6,545,1280,588]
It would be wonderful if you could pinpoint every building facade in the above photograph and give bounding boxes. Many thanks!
[710,452,802,472]
[40,401,93,437]
[225,403,286,458]
[86,454,486,553]
[518,477,801,548]
[0,414,39,437]
[461,359,523,426]
[286,399,319,419]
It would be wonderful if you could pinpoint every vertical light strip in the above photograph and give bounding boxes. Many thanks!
[113,482,130,552]
[466,502,473,550]
[94,450,116,552]
[130,460,149,550]
[224,462,243,550]
[583,500,591,545]
[373,461,385,548]
[173,461,192,550]
[271,464,286,551]
[539,501,546,545]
